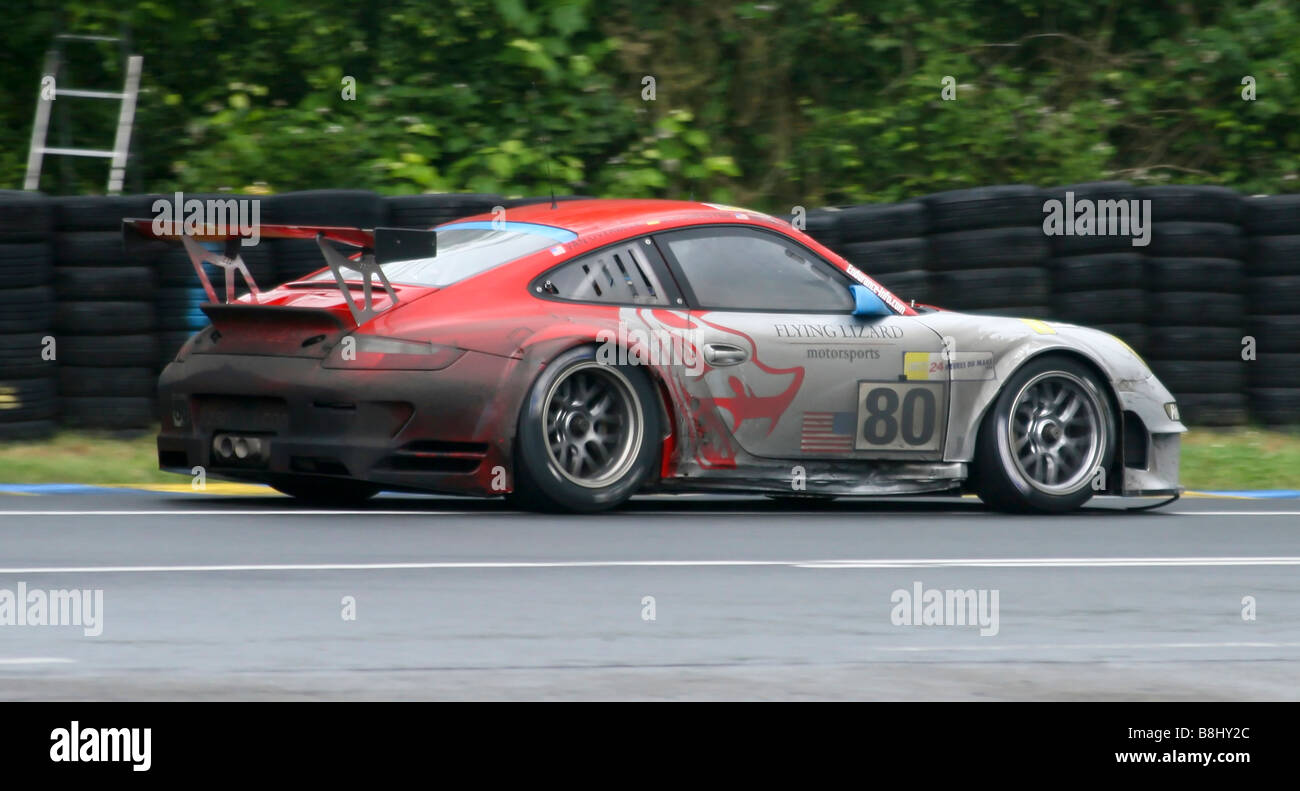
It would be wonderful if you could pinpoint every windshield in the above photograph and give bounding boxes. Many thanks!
[308,221,577,287]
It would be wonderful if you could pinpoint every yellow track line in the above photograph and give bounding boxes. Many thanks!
[98,483,279,496]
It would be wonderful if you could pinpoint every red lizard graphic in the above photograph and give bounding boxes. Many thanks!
[691,313,805,435]
[636,309,805,469]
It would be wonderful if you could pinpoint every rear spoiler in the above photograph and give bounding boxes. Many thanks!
[122,219,436,325]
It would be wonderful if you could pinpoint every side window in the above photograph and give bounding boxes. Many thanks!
[538,240,670,305]
[660,227,854,312]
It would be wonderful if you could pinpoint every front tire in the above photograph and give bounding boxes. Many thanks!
[511,346,661,512]
[972,355,1116,513]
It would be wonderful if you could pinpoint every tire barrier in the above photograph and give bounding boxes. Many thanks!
[806,200,933,308]
[1046,182,1149,356]
[923,186,1050,319]
[1244,195,1300,424]
[1136,187,1248,426]
[51,194,159,430]
[0,191,56,440]
[0,187,1296,433]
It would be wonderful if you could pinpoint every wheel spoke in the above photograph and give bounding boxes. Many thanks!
[590,391,613,417]
[566,444,586,476]
[1048,385,1068,412]
[1043,453,1059,484]
[1058,393,1081,423]
[586,439,609,465]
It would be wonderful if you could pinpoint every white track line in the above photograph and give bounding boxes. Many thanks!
[1,556,1299,575]
[867,641,1300,652]
[1184,511,1300,516]
[1,509,1297,517]
[0,658,75,666]
[0,510,473,516]
[0,512,993,520]
[798,556,1300,568]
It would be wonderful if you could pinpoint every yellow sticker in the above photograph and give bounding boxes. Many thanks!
[1109,335,1146,365]
[903,351,935,380]
[1019,318,1056,334]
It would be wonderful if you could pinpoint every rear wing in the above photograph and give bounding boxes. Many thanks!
[121,220,436,325]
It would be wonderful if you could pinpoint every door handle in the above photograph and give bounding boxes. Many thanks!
[703,343,748,366]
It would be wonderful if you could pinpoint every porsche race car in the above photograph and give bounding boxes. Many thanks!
[125,199,1185,512]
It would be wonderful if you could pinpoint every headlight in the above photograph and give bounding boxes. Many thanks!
[323,334,465,370]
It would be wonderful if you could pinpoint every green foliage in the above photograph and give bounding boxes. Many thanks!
[2,0,1297,210]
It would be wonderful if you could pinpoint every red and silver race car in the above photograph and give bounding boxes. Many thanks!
[126,199,1184,512]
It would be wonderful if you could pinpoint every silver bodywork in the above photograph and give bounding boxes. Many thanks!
[634,306,1184,498]
[914,311,1183,497]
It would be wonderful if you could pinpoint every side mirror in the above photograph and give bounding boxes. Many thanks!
[849,284,892,317]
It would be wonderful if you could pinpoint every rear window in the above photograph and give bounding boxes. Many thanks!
[309,221,576,287]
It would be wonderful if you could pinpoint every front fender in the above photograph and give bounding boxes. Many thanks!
[912,312,1185,462]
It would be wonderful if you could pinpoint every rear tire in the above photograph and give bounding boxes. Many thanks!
[972,356,1116,513]
[510,346,661,513]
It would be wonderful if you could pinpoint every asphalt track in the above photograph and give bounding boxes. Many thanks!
[0,489,1297,700]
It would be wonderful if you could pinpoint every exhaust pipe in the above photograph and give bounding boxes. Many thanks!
[211,433,269,464]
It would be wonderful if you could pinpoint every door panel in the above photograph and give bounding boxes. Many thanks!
[687,311,947,459]
[653,223,950,460]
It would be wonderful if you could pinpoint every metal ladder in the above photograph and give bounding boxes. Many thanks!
[23,34,143,195]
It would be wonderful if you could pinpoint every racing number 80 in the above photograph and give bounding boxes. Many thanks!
[858,384,941,449]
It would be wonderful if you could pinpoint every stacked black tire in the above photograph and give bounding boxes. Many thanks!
[388,193,503,229]
[52,195,161,429]
[1140,186,1248,426]
[1243,194,1300,424]
[1045,181,1147,355]
[829,202,932,307]
[923,186,1051,318]
[502,195,592,210]
[790,207,843,254]
[0,191,57,440]
[268,190,390,284]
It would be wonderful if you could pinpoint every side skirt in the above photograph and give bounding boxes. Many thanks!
[657,458,967,497]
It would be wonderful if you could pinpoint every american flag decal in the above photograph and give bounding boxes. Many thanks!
[800,411,856,453]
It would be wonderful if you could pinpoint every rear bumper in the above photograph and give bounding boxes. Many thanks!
[156,350,524,496]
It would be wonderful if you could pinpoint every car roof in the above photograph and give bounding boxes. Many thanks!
[442,198,785,239]
[430,197,916,316]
